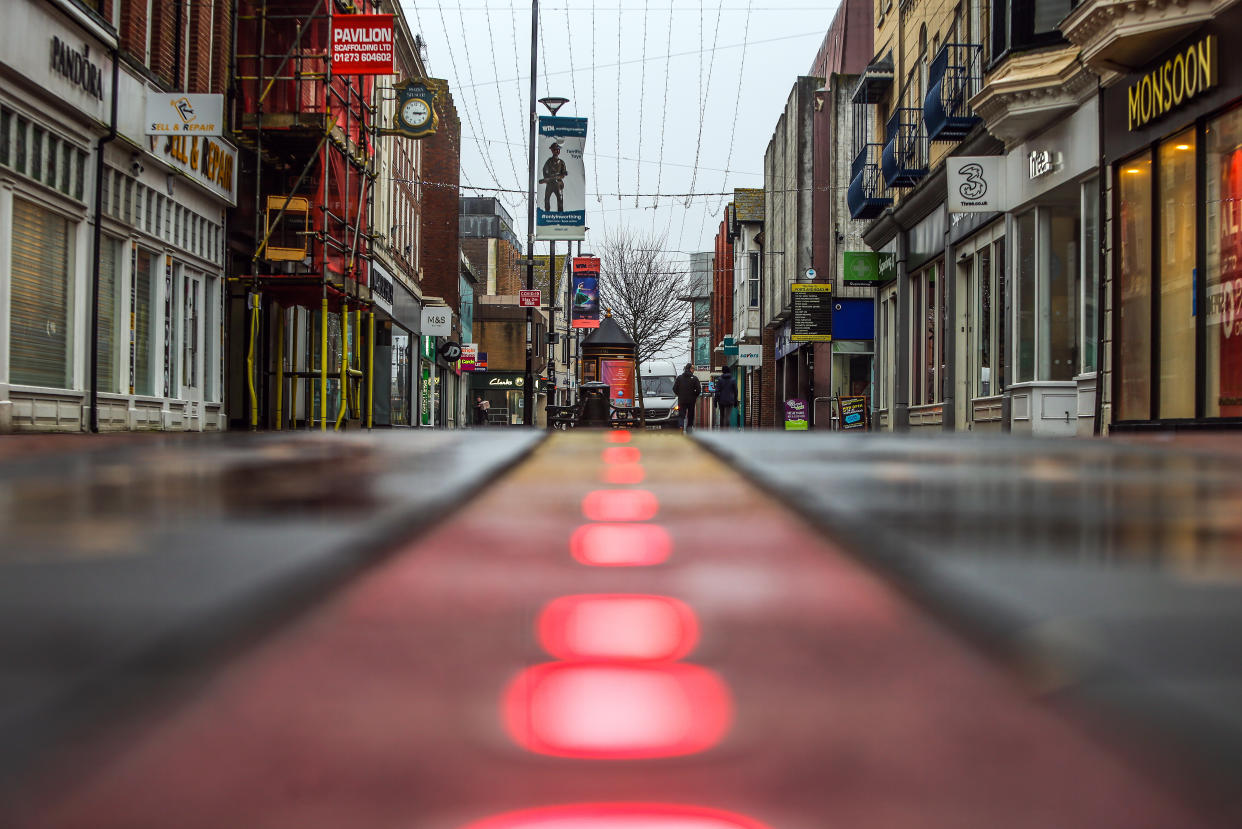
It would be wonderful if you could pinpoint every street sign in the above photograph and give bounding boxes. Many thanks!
[804,267,817,281]
[519,290,542,307]
[791,283,832,342]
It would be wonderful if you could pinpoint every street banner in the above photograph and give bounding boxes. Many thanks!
[145,93,224,136]
[600,360,636,407]
[947,155,1005,213]
[536,116,588,241]
[330,14,394,75]
[571,256,601,328]
[791,283,832,342]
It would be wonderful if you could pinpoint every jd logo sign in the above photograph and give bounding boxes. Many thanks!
[438,341,462,362]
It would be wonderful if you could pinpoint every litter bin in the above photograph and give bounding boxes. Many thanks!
[579,381,612,428]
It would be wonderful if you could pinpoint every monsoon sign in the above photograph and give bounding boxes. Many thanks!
[330,15,394,75]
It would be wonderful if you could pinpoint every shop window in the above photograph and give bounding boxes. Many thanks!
[1116,153,1153,420]
[1207,107,1242,417]
[44,135,57,189]
[183,275,200,389]
[1159,131,1197,418]
[10,198,73,389]
[1016,211,1036,382]
[97,236,122,394]
[1014,206,1080,384]
[134,249,157,397]
[910,262,943,405]
[1081,178,1100,374]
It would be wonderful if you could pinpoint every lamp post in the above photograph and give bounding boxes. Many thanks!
[523,1,540,426]
[537,96,568,410]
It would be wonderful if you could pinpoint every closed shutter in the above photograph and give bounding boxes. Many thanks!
[10,198,72,388]
[97,236,119,393]
[134,250,154,396]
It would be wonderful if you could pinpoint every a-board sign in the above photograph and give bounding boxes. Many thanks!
[838,396,868,430]
[791,283,832,342]
[784,398,809,430]
[519,289,542,307]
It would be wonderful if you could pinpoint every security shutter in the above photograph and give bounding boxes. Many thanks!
[10,198,72,388]
[97,236,119,393]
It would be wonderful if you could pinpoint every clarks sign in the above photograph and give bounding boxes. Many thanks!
[1128,35,1217,131]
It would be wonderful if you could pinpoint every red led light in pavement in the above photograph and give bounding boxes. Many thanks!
[606,431,632,443]
[459,803,774,829]
[582,490,659,522]
[538,594,699,662]
[503,662,732,758]
[570,523,671,566]
[601,463,646,484]
[602,446,641,465]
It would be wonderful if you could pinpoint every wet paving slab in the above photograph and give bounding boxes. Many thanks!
[2,431,1237,828]
[0,430,542,777]
[698,431,1242,795]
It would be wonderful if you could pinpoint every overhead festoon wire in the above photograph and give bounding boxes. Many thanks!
[479,0,527,208]
[434,1,515,208]
[716,0,753,214]
[633,0,650,207]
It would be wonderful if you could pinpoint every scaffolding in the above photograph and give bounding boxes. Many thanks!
[233,0,378,430]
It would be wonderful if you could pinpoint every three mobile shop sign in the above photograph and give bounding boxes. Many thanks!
[331,15,394,75]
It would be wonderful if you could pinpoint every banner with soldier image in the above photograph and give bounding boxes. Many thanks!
[536,116,587,241]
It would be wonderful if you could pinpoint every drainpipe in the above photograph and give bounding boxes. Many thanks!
[88,49,120,433]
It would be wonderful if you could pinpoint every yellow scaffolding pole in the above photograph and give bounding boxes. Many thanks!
[289,306,300,430]
[320,297,328,430]
[247,294,260,430]
[367,312,375,429]
[335,305,349,431]
[275,304,285,430]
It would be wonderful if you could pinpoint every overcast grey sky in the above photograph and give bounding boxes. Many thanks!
[400,1,843,265]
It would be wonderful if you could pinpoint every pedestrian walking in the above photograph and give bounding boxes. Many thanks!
[714,365,738,430]
[672,364,701,433]
[474,396,490,426]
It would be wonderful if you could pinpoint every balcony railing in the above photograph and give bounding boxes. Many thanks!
[925,43,982,143]
[881,108,927,189]
[848,144,892,220]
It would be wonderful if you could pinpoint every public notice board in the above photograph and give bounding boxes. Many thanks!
[791,283,832,342]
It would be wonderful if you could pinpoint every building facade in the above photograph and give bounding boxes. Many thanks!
[2,0,233,433]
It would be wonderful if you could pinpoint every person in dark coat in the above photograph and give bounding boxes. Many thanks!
[714,364,738,429]
[672,363,701,432]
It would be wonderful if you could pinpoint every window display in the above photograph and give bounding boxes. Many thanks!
[1207,107,1242,417]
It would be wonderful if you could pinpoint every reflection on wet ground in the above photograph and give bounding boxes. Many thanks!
[1,431,1241,828]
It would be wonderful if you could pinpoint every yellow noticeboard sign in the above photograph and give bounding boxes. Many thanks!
[791,282,832,342]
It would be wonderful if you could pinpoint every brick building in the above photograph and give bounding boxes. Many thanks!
[1,0,235,432]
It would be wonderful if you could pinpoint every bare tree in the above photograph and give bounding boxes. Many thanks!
[596,228,692,367]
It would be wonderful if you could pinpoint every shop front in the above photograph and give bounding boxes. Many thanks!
[369,260,420,427]
[1000,97,1101,437]
[471,372,527,425]
[1104,11,1242,429]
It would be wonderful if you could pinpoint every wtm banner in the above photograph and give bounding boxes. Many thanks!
[571,256,601,329]
[536,116,588,241]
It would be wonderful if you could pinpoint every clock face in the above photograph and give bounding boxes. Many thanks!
[401,98,430,127]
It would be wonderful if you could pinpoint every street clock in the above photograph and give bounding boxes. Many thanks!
[392,80,437,139]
